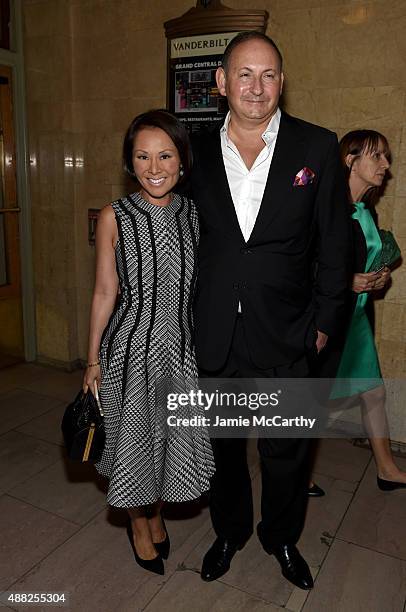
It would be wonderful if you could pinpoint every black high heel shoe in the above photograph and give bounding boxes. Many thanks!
[153,519,170,560]
[308,482,325,497]
[377,476,406,491]
[126,521,164,575]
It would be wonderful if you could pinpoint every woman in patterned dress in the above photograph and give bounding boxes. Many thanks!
[83,110,215,575]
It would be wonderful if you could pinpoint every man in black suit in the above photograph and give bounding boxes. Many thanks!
[191,32,351,590]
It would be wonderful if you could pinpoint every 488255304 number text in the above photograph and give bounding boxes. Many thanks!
[0,592,68,606]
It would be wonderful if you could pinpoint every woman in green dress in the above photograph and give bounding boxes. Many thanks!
[311,130,406,495]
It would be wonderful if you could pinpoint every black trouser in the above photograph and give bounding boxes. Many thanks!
[200,315,313,547]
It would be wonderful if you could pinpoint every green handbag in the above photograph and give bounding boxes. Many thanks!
[370,229,401,271]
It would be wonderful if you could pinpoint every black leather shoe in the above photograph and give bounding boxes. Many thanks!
[308,482,325,497]
[201,538,242,581]
[126,522,164,575]
[377,476,406,491]
[153,519,170,559]
[257,525,313,590]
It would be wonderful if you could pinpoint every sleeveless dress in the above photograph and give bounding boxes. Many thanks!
[95,192,215,508]
[330,202,383,399]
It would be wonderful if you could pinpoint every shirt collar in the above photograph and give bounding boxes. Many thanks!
[221,107,281,147]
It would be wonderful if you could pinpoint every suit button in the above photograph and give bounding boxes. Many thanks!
[240,248,252,255]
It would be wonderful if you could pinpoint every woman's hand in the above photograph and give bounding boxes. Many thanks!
[373,266,391,291]
[352,267,391,294]
[352,271,381,293]
[83,365,101,394]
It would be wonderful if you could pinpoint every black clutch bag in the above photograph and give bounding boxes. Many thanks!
[61,387,105,462]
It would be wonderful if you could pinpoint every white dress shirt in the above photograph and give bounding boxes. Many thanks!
[220,107,281,242]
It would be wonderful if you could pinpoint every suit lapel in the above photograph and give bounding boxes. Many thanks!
[248,112,308,245]
[202,128,246,242]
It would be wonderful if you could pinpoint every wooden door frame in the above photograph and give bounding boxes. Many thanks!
[0,0,36,361]
[0,64,21,299]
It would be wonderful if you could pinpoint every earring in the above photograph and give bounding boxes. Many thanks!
[179,166,184,177]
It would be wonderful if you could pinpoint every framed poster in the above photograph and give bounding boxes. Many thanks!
[165,1,268,134]
[169,32,239,133]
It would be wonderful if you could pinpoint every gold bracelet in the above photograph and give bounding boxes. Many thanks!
[87,360,100,367]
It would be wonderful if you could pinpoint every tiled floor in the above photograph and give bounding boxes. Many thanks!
[1,363,405,612]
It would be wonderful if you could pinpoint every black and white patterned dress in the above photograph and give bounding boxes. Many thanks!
[96,192,215,508]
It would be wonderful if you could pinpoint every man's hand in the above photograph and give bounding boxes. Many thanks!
[316,330,328,353]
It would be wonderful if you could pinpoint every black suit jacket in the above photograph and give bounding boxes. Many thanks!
[317,212,373,378]
[191,111,352,371]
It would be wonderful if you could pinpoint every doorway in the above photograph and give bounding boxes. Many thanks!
[0,64,24,367]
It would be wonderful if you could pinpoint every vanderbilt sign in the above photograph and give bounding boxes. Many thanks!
[164,1,268,133]
[171,33,238,58]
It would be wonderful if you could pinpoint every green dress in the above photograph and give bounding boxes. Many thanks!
[330,202,382,399]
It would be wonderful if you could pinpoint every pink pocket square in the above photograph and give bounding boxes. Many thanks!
[293,167,315,187]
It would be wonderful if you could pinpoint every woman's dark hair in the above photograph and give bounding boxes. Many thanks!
[339,129,391,206]
[123,109,192,186]
[221,31,283,73]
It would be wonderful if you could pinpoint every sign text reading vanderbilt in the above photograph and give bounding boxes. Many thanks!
[170,32,239,59]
